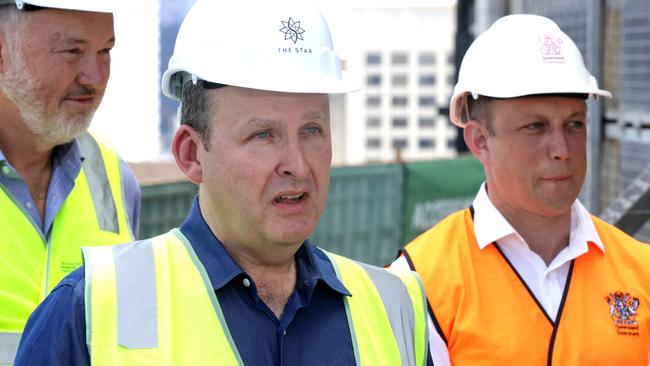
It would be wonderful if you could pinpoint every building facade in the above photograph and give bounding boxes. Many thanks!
[342,0,458,165]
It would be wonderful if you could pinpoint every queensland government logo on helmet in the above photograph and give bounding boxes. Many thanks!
[278,17,312,54]
[538,34,564,64]
[605,291,640,336]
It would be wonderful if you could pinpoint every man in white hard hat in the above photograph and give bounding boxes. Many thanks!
[14,0,431,365]
[0,1,139,364]
[392,14,650,365]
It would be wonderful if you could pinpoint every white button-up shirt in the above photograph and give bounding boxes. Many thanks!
[392,183,649,366]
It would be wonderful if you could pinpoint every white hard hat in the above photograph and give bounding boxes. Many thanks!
[0,0,114,12]
[161,0,358,100]
[450,14,612,127]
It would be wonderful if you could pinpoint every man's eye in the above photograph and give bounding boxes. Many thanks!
[253,131,271,139]
[65,48,82,55]
[303,125,322,135]
[567,120,585,129]
[524,122,544,131]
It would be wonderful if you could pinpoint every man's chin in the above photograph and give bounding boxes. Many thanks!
[39,120,92,146]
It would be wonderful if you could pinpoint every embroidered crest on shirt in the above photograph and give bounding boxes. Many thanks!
[605,291,640,336]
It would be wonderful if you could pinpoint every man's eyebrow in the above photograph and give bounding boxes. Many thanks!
[303,111,327,120]
[55,35,116,47]
[242,117,281,129]
[518,110,586,122]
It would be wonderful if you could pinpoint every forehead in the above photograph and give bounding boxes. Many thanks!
[492,95,587,117]
[214,87,330,117]
[19,8,114,45]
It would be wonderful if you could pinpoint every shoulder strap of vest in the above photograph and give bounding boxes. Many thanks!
[323,249,428,366]
[83,238,158,349]
[77,132,120,234]
[84,230,245,365]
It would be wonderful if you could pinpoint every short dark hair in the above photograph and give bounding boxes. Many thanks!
[180,80,215,150]
[467,95,496,135]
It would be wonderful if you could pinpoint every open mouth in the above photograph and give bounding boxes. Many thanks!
[274,192,307,204]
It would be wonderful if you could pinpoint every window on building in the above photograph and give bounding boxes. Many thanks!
[392,138,408,149]
[366,96,381,107]
[366,52,381,65]
[447,139,456,149]
[392,96,408,107]
[419,96,436,107]
[392,74,408,86]
[367,138,381,148]
[447,74,456,86]
[366,117,381,128]
[366,74,381,86]
[392,117,407,128]
[447,53,455,64]
[419,75,436,86]
[419,139,435,149]
[419,52,436,65]
[391,52,408,65]
[419,117,435,128]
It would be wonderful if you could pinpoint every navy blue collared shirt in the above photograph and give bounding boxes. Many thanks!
[17,198,377,365]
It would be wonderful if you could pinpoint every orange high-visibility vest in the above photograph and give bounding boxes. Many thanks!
[404,208,650,365]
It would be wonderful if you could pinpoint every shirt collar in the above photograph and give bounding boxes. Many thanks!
[472,182,605,253]
[179,196,350,296]
[0,139,82,180]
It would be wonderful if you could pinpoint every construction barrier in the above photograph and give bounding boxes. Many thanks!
[139,157,485,266]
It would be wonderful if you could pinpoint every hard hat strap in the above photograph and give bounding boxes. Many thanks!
[202,81,227,90]
[463,96,471,124]
[14,1,44,11]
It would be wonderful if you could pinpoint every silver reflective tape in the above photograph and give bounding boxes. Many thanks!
[77,133,119,233]
[0,332,21,365]
[358,262,416,366]
[113,240,158,348]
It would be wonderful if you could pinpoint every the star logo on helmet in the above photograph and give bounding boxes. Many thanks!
[279,17,305,44]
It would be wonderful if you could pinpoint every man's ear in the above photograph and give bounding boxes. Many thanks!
[463,121,491,165]
[172,125,204,184]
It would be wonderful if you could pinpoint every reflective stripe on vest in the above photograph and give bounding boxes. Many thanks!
[404,209,650,365]
[0,333,21,365]
[76,133,119,233]
[0,132,133,364]
[85,229,428,366]
[324,251,428,366]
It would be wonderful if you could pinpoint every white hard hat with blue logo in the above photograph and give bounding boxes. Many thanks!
[161,0,358,100]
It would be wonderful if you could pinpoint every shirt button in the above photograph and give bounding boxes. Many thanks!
[242,278,251,287]
[283,330,287,336]
[304,280,311,287]
[26,202,33,209]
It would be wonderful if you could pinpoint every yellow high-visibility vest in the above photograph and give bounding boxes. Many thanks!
[84,229,428,366]
[0,133,133,365]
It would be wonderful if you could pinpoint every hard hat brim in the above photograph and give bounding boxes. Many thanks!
[161,69,360,101]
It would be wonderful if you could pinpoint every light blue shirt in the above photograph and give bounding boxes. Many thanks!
[0,137,140,238]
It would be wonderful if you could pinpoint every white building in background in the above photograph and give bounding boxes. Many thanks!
[90,1,161,162]
[338,0,458,165]
[89,0,457,166]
